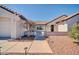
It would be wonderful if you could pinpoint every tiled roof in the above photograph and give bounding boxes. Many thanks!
[34,21,48,25]
[62,13,79,21]
[46,15,68,24]
[56,12,79,24]
[34,15,68,25]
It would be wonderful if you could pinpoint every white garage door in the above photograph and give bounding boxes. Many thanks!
[0,18,11,37]
[58,24,68,32]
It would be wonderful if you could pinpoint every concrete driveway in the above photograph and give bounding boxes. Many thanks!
[5,42,32,54]
[0,40,52,55]
[28,40,52,54]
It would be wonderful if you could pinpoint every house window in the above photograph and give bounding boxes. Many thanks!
[37,26,43,30]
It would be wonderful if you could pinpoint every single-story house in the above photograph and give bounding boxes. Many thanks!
[0,5,31,39]
[32,15,68,32]
[0,5,79,39]
[46,15,68,32]
[33,13,79,32]
[55,13,79,32]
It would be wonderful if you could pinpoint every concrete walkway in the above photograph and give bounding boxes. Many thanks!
[28,40,52,54]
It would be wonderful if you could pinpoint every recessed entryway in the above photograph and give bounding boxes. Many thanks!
[51,25,54,32]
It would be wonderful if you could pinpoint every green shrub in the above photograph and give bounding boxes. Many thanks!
[70,24,79,41]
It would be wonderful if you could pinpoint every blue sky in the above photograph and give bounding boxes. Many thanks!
[4,4,79,21]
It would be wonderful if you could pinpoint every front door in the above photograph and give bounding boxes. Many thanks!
[51,25,54,32]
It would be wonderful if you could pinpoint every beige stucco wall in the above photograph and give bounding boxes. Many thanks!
[11,15,27,39]
[0,16,22,39]
[46,24,58,32]
[16,17,27,38]
[48,14,79,32]
[56,15,79,32]
[0,7,28,39]
[46,25,51,32]
[54,24,58,32]
[46,16,67,32]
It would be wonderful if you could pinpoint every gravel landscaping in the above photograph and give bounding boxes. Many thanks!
[47,36,79,55]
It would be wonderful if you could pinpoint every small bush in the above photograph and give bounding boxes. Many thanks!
[70,24,79,41]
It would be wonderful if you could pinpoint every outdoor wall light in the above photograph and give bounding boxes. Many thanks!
[24,47,28,55]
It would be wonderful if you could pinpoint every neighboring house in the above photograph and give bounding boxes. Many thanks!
[56,13,79,32]
[0,5,30,39]
[46,15,68,32]
[32,15,68,32]
[33,13,79,32]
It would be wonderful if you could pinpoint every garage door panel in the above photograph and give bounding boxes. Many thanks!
[0,21,11,37]
[58,24,68,32]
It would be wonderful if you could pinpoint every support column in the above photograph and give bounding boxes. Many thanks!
[27,24,30,31]
[45,25,47,31]
[11,15,17,39]
[27,24,30,36]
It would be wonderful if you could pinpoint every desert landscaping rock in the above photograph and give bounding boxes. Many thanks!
[47,36,79,55]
